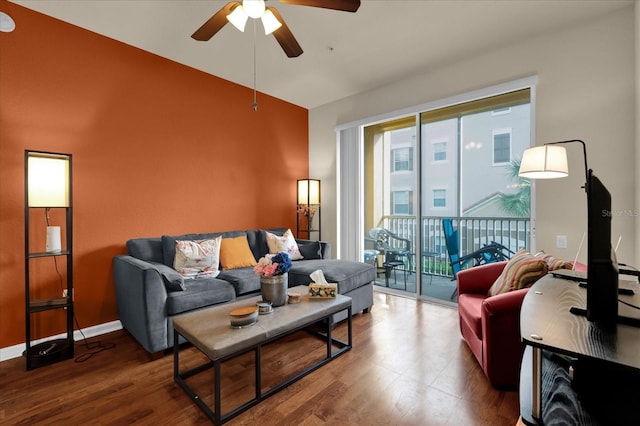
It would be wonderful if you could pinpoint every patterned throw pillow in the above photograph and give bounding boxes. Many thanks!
[219,235,258,269]
[535,251,574,271]
[174,237,221,277]
[488,249,549,296]
[266,229,303,260]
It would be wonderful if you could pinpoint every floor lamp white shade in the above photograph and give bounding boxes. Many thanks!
[27,154,70,207]
[518,145,569,179]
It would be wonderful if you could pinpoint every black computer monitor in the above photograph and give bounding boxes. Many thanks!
[585,170,619,325]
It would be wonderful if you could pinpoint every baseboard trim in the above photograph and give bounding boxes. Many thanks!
[0,320,123,362]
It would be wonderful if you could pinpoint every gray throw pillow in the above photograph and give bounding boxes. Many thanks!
[298,241,322,260]
[150,262,185,292]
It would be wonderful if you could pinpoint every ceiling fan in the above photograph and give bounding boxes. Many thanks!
[191,0,361,58]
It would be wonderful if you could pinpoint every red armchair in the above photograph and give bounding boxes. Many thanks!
[457,261,526,389]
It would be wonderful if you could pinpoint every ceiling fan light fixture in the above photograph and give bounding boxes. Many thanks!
[261,9,282,35]
[243,0,266,19]
[227,5,248,32]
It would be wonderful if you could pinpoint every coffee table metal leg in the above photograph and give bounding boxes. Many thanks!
[215,359,222,425]
[348,307,352,347]
[326,315,333,358]
[255,346,261,401]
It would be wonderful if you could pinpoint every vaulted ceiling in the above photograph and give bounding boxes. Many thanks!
[10,0,633,109]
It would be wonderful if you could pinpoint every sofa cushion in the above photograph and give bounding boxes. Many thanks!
[220,235,258,269]
[266,229,303,260]
[488,250,548,296]
[127,238,164,264]
[217,267,261,295]
[288,259,375,294]
[458,293,485,340]
[166,278,235,316]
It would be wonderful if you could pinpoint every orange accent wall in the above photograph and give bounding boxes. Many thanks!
[0,3,309,349]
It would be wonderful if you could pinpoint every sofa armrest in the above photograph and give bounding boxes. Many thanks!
[113,255,170,353]
[457,261,507,296]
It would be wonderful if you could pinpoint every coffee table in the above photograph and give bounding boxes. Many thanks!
[173,285,352,425]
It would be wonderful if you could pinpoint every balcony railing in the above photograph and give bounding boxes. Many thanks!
[375,215,530,277]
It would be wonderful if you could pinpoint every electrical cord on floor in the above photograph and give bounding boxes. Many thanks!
[72,316,116,363]
[47,209,116,363]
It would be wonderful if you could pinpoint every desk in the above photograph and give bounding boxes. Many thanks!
[519,275,640,424]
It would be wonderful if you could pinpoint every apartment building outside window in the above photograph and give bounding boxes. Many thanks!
[392,147,413,172]
[392,190,413,215]
[433,141,447,162]
[433,189,446,208]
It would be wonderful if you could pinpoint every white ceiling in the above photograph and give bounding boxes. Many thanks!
[10,0,634,109]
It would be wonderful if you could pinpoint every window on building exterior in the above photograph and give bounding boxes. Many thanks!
[392,147,413,172]
[433,189,446,208]
[392,190,413,214]
[493,130,511,164]
[433,141,447,162]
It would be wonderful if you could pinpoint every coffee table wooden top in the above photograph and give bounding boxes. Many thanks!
[173,285,352,360]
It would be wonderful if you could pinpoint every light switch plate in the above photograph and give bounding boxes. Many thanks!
[556,235,568,249]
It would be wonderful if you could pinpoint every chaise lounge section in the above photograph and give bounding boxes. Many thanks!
[113,228,375,356]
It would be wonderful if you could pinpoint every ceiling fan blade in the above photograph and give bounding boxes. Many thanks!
[268,7,303,58]
[279,0,360,13]
[191,1,240,41]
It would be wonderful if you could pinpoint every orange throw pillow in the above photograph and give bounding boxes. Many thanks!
[219,235,257,269]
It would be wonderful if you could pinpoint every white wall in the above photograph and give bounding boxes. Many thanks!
[310,6,637,266]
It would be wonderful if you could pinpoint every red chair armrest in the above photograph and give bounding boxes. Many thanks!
[482,287,529,316]
[481,287,529,388]
[457,261,507,295]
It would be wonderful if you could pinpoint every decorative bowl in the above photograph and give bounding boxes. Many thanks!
[229,306,259,328]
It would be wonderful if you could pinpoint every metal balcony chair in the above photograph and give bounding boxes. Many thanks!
[369,228,413,289]
[443,218,514,299]
[364,237,379,268]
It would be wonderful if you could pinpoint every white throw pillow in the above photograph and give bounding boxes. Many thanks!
[174,237,221,277]
[266,229,303,260]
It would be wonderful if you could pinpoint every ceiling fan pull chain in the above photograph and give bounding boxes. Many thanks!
[252,19,258,111]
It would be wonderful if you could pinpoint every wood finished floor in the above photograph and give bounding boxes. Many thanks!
[0,291,519,425]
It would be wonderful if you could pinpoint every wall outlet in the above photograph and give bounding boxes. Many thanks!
[556,235,568,249]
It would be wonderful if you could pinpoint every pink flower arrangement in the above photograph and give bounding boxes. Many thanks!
[254,252,292,277]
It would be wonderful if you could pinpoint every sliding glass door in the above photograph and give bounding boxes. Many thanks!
[363,89,532,303]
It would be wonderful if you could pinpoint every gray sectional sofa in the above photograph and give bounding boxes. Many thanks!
[113,228,375,356]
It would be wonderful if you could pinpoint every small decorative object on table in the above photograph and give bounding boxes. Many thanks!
[254,252,292,307]
[308,269,337,298]
[309,283,338,298]
[229,306,259,328]
[287,292,301,304]
[256,301,273,314]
